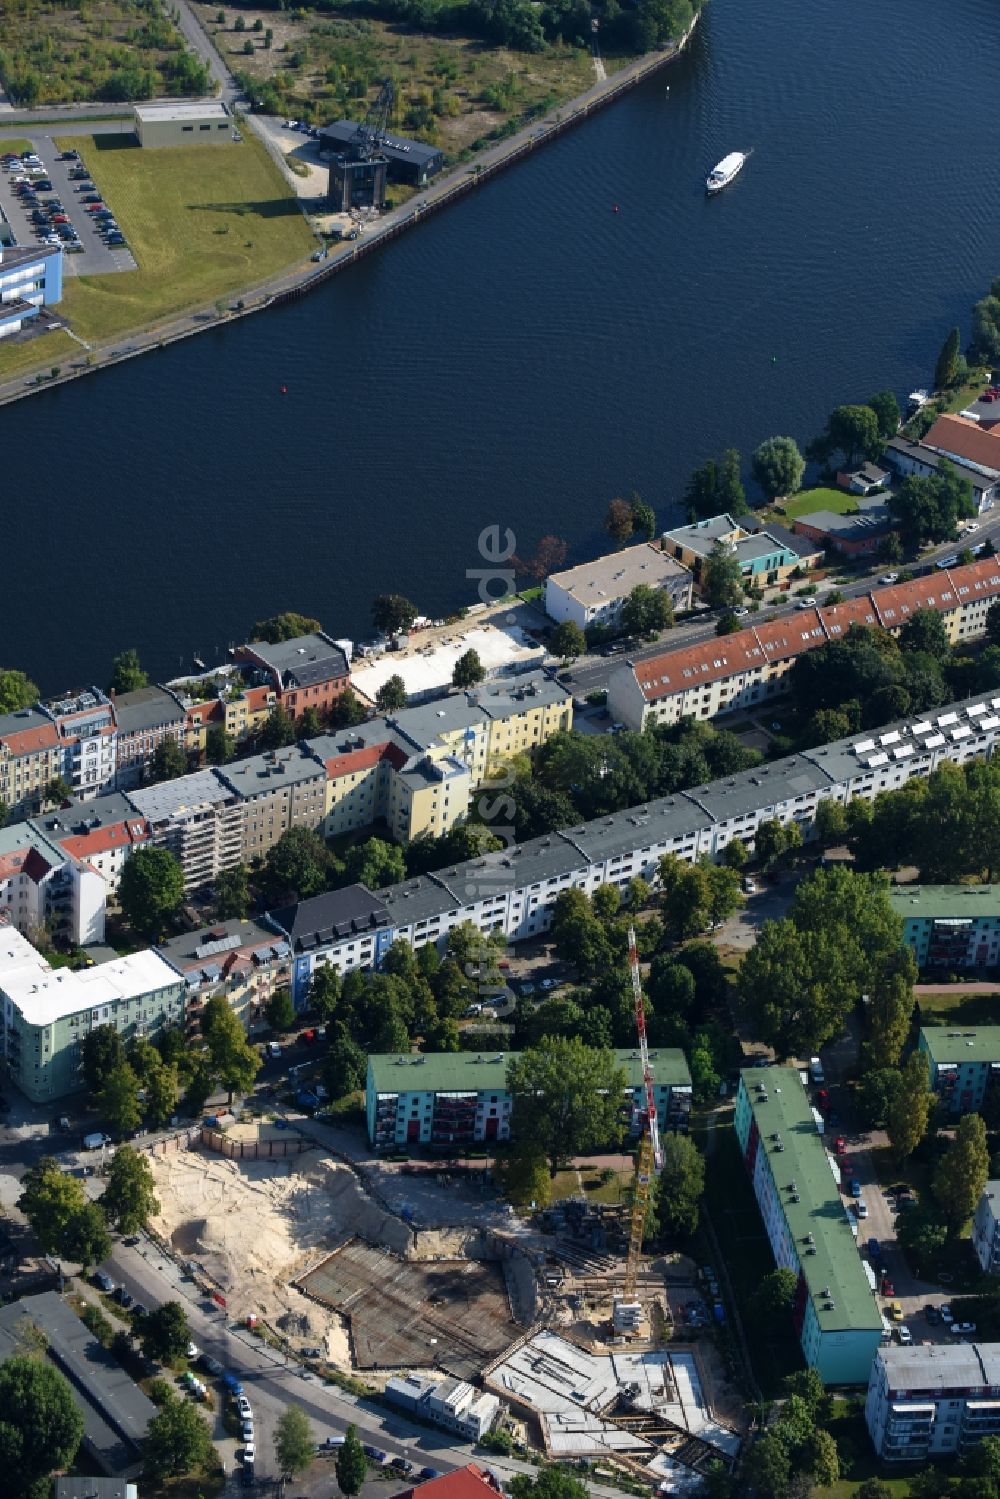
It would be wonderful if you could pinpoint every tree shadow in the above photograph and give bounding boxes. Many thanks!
[188,198,304,220]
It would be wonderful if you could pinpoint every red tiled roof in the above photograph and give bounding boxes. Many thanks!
[58,818,151,859]
[393,1465,502,1499]
[186,701,224,729]
[923,414,1000,473]
[632,559,1000,702]
[0,721,60,757]
[20,847,52,883]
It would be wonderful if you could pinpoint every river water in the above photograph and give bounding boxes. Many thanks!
[7,0,1000,687]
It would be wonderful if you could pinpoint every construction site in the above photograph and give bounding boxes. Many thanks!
[144,934,744,1492]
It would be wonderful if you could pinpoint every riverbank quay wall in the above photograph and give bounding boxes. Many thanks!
[0,23,700,410]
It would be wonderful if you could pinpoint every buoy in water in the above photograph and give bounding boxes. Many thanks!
[612,204,620,213]
[280,384,288,393]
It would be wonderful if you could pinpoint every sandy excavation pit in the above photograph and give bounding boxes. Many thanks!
[149,1146,412,1357]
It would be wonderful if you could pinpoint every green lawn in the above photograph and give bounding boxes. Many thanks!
[813,1399,916,1498]
[0,329,79,381]
[53,132,313,343]
[0,137,35,155]
[776,486,861,520]
[916,990,1000,1027]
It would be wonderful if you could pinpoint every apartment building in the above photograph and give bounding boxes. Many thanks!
[232,632,350,721]
[156,918,291,1037]
[972,1182,1000,1276]
[918,1026,1000,1117]
[0,825,105,947]
[127,771,243,893]
[365,1048,691,1152]
[218,744,327,864]
[0,708,65,819]
[866,1342,1000,1461]
[735,1068,883,1385]
[890,884,1000,970]
[112,686,187,790]
[543,542,693,630]
[265,886,394,1008]
[0,243,62,338]
[609,557,1000,730]
[38,688,117,801]
[0,927,184,1101]
[34,794,150,894]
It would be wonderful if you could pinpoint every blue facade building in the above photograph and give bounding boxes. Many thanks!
[0,243,62,339]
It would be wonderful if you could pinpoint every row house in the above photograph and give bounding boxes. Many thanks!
[232,632,351,722]
[866,1343,1000,1461]
[365,1048,691,1152]
[111,685,187,790]
[0,825,105,947]
[38,688,117,802]
[0,709,64,818]
[608,556,1000,730]
[735,1069,883,1385]
[155,918,291,1037]
[217,744,328,865]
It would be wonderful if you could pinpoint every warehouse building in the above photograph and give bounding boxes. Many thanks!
[972,1181,1000,1275]
[365,1048,691,1151]
[918,1026,1000,1116]
[319,120,444,186]
[890,883,1000,970]
[134,101,233,147]
[866,1341,1000,1461]
[735,1068,883,1385]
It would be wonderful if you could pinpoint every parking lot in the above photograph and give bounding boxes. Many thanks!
[0,136,136,276]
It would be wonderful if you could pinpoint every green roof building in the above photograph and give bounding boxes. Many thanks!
[365,1048,692,1152]
[889,884,1000,971]
[735,1068,882,1386]
[918,1026,1000,1116]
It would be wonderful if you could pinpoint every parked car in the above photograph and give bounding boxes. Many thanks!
[939,1304,954,1324]
[924,1304,941,1324]
[363,1446,387,1463]
[391,1459,414,1474]
[888,1301,904,1322]
[241,1419,254,1443]
[237,1395,252,1419]
[881,1277,895,1297]
[849,1178,862,1198]
[897,1325,913,1345]
[796,596,818,608]
[242,1442,255,1465]
[880,572,899,584]
[855,1198,869,1219]
[421,1469,443,1481]
[94,1271,115,1294]
[951,1322,977,1336]
[317,1435,347,1451]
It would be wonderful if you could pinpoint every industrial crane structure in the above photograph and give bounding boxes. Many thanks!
[351,79,395,160]
[619,925,663,1315]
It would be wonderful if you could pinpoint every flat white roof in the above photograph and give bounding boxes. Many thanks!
[135,102,229,123]
[546,542,689,605]
[0,946,180,1026]
[351,624,543,704]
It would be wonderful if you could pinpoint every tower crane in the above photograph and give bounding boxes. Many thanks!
[351,79,395,160]
[621,924,662,1308]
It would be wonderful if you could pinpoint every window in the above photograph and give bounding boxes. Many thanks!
[199,123,211,131]
[183,125,194,132]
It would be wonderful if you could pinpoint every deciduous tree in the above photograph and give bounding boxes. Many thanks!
[751,435,806,500]
[137,1300,189,1364]
[656,1134,705,1239]
[620,584,674,636]
[205,723,235,765]
[82,1023,125,1093]
[275,1405,314,1478]
[215,864,249,919]
[144,1391,215,1477]
[264,825,331,899]
[266,988,296,1032]
[372,594,417,635]
[868,389,901,442]
[604,497,634,543]
[117,846,185,939]
[149,737,187,782]
[324,1026,367,1098]
[336,1424,368,1496]
[100,1061,142,1138]
[108,648,148,695]
[887,1050,933,1161]
[0,667,39,714]
[506,1037,626,1176]
[101,1144,160,1234]
[934,1111,990,1233]
[453,648,485,687]
[204,1000,261,1103]
[259,704,296,750]
[0,1355,83,1497]
[375,674,408,712]
[550,620,587,658]
[250,611,320,643]
[701,543,744,609]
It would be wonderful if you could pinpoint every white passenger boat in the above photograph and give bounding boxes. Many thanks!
[706,151,747,194]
